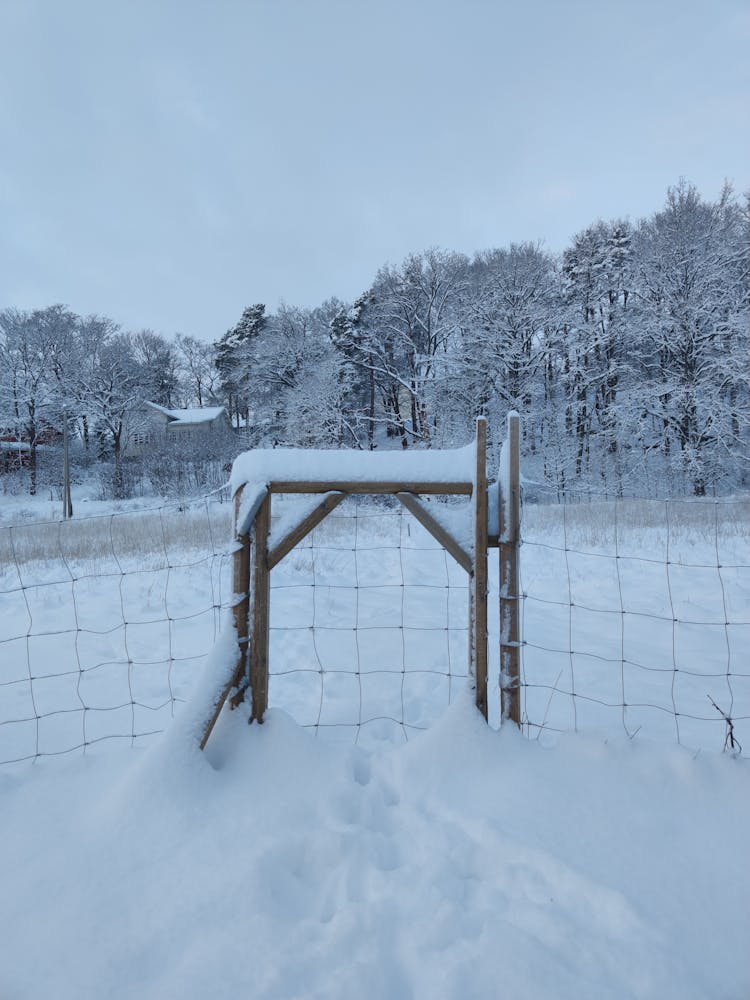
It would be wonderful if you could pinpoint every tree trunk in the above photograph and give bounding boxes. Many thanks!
[368,362,375,450]
[113,428,124,500]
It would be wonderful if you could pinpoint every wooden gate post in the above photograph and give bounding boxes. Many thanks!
[471,417,489,720]
[199,485,251,749]
[500,412,521,726]
[248,493,271,722]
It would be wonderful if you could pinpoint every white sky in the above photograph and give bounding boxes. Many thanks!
[1,0,748,341]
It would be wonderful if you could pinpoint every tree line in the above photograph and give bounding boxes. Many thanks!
[1,180,748,500]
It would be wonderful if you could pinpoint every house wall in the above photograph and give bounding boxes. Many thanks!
[129,410,170,458]
[129,409,235,458]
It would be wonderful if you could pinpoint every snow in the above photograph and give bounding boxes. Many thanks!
[236,482,268,535]
[0,699,748,999]
[145,401,227,425]
[1,493,749,997]
[170,407,227,425]
[230,443,476,494]
[177,619,242,749]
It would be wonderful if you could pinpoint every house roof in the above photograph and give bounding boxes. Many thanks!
[145,402,228,425]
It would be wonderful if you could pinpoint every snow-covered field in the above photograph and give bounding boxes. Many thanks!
[1,493,749,998]
[1,701,748,999]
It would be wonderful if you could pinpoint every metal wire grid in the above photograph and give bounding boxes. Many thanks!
[518,490,750,755]
[0,498,234,764]
[267,495,470,746]
[0,494,471,764]
[4,485,746,763]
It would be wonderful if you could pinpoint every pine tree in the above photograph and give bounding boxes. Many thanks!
[215,304,267,427]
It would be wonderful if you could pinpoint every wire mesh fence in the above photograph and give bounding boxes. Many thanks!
[268,495,469,745]
[0,495,471,763]
[0,498,234,764]
[1,486,748,765]
[518,490,750,756]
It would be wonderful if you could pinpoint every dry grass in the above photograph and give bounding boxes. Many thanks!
[522,494,750,552]
[0,502,233,575]
[2,493,748,576]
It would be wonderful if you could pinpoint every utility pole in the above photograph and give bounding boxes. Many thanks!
[62,409,73,519]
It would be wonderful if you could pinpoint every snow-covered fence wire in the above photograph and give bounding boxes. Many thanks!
[0,498,234,764]
[518,490,750,755]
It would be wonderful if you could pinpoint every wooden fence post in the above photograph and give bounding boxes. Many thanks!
[471,417,489,720]
[500,412,521,727]
[248,493,271,722]
[199,485,251,749]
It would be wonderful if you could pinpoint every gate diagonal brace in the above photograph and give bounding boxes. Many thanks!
[268,492,346,569]
[395,493,473,574]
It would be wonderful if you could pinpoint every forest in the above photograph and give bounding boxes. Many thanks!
[1,180,748,500]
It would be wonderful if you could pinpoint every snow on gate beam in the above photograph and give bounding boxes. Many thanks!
[230,443,477,502]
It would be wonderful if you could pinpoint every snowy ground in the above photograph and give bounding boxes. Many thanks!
[1,492,749,998]
[1,701,748,999]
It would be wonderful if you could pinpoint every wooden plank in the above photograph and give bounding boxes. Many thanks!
[267,492,345,569]
[248,493,271,723]
[267,480,472,496]
[200,486,251,750]
[235,483,271,536]
[396,493,472,573]
[500,412,521,727]
[471,418,489,721]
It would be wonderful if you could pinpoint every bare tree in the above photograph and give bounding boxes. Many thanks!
[0,306,68,494]
[175,334,220,406]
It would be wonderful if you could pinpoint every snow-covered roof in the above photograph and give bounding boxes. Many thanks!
[145,402,227,425]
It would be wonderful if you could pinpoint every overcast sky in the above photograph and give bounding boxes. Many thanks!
[1,0,747,341]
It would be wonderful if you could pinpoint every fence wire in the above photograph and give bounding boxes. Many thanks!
[518,489,750,756]
[0,494,471,763]
[0,498,234,764]
[2,487,748,765]
[267,494,470,746]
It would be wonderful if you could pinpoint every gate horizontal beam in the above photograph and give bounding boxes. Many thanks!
[267,481,472,496]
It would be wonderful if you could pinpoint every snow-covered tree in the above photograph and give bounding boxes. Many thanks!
[131,330,180,408]
[460,243,558,459]
[215,304,267,426]
[348,249,468,447]
[83,331,145,498]
[561,221,634,483]
[0,305,78,494]
[632,181,749,493]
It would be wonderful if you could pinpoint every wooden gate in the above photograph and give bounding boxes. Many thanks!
[200,414,521,749]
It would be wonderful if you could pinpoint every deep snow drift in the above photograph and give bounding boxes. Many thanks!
[1,696,748,1000]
